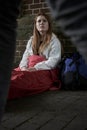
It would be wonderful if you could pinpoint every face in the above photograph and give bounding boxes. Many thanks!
[36,15,49,35]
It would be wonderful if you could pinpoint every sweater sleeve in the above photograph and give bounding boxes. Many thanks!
[19,37,33,69]
[34,36,61,70]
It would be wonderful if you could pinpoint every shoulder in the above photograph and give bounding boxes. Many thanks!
[50,33,61,45]
[51,33,60,42]
[51,33,64,55]
[26,36,33,47]
[51,33,57,39]
[28,36,33,42]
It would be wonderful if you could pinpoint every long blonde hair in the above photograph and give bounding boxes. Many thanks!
[32,12,52,55]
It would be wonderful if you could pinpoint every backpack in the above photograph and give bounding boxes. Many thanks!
[60,52,87,90]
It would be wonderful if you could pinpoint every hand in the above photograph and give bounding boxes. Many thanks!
[28,67,36,72]
[20,67,28,71]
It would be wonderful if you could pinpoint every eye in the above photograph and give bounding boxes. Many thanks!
[37,19,47,23]
[37,20,41,23]
[43,19,47,22]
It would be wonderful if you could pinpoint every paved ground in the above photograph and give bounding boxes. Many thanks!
[0,90,87,130]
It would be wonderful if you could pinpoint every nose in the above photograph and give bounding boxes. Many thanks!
[40,20,44,24]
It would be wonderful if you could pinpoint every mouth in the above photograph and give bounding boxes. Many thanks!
[40,25,44,27]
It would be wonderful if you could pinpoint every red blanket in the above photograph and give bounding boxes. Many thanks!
[28,55,46,67]
[8,55,61,100]
[8,68,61,99]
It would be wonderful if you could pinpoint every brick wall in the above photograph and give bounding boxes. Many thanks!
[21,0,50,16]
[15,40,28,65]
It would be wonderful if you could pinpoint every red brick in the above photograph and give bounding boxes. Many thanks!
[30,4,42,9]
[34,0,40,3]
[33,9,40,14]
[23,0,33,4]
[40,8,51,13]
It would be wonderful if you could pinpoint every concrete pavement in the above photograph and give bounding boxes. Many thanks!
[0,90,87,130]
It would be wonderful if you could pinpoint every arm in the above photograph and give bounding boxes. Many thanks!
[19,37,33,70]
[34,34,61,70]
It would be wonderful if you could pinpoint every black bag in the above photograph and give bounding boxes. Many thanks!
[60,52,87,90]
